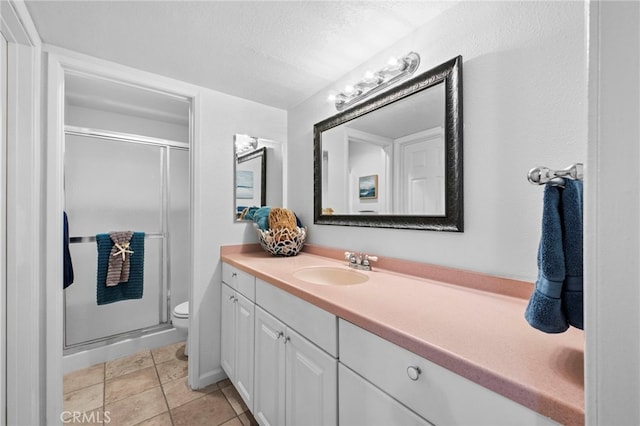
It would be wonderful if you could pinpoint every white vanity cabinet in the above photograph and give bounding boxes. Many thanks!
[221,264,256,411]
[339,364,431,426]
[254,279,338,426]
[339,320,557,426]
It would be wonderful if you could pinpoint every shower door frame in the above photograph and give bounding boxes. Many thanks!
[45,49,201,423]
[62,125,189,353]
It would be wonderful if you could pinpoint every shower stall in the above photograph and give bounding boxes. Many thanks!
[62,71,191,372]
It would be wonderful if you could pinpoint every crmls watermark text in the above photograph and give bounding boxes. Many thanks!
[60,411,111,423]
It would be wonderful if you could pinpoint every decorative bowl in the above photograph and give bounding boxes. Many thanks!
[255,224,306,257]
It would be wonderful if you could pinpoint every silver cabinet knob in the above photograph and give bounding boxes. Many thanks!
[407,366,421,381]
[284,336,291,344]
[228,295,235,301]
[231,272,237,277]
[276,331,284,339]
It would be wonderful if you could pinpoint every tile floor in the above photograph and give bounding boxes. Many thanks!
[63,341,258,426]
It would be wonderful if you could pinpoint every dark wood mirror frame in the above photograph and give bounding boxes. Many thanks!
[313,55,463,231]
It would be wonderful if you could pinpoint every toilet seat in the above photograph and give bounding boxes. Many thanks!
[173,302,189,318]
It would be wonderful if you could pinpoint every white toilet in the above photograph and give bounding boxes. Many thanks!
[172,301,189,356]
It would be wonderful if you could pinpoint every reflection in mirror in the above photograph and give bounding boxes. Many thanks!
[236,147,267,212]
[234,134,283,221]
[322,83,445,216]
[314,56,463,231]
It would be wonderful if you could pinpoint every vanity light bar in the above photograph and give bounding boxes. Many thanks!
[332,52,421,111]
[235,134,258,155]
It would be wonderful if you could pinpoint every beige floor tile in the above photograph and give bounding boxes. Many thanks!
[104,386,167,426]
[238,411,258,426]
[155,357,188,384]
[238,412,251,426]
[220,417,243,426]
[63,408,105,425]
[216,378,232,388]
[151,341,186,365]
[105,350,154,380]
[162,376,218,409]
[63,382,103,418]
[221,384,248,415]
[134,411,173,426]
[171,390,236,426]
[64,363,105,394]
[104,366,160,405]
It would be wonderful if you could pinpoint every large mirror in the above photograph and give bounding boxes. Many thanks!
[314,56,463,231]
[234,134,283,221]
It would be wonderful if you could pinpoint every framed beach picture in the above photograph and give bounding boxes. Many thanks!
[236,170,254,199]
[359,174,378,199]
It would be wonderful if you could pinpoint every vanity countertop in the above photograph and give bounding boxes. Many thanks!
[221,245,584,425]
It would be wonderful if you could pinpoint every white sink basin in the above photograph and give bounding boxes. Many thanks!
[293,266,369,286]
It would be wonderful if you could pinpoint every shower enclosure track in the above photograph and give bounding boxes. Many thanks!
[63,125,188,352]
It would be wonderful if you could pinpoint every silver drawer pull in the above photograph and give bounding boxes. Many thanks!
[407,366,421,381]
[276,331,284,339]
[231,272,237,277]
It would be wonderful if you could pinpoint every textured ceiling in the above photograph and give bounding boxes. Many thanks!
[25,0,455,109]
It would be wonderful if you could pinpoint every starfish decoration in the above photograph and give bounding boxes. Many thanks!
[112,242,134,261]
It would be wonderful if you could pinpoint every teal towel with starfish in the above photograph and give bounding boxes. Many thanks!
[96,232,145,305]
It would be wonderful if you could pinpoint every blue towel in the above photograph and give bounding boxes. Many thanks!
[96,232,145,305]
[525,183,569,333]
[561,180,583,329]
[242,206,260,221]
[253,206,272,230]
[63,212,74,289]
[525,180,583,333]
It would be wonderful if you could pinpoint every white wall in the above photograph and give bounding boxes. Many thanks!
[586,1,640,424]
[349,141,387,214]
[192,89,286,386]
[65,104,189,143]
[288,1,587,282]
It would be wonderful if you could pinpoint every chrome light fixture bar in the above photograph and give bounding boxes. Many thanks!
[332,52,420,111]
[234,134,258,155]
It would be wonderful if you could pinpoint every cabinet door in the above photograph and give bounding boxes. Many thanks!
[220,283,236,380]
[339,364,430,426]
[254,307,286,426]
[234,292,255,411]
[285,327,337,426]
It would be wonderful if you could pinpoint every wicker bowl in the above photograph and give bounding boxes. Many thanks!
[255,224,306,257]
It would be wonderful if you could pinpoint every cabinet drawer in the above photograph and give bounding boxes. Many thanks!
[222,263,255,301]
[256,278,337,357]
[339,320,556,426]
[339,364,430,426]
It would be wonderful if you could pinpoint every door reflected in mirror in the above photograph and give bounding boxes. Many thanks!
[314,56,463,231]
[234,134,283,221]
[321,82,445,216]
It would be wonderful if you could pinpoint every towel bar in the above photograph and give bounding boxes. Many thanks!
[528,163,584,185]
[70,233,165,244]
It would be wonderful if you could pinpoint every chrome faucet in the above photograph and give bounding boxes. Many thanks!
[344,251,378,271]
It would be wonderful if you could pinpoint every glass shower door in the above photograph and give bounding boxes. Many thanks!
[64,134,167,348]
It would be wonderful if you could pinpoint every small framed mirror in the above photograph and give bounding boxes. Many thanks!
[313,56,463,231]
[234,134,283,221]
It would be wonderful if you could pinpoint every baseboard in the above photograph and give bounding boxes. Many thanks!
[194,367,227,390]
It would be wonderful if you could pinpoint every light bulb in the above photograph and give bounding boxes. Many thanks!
[387,56,399,67]
[363,70,375,81]
[344,85,355,95]
[327,93,336,102]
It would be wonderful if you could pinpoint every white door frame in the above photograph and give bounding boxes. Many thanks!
[45,46,204,423]
[0,1,42,424]
[0,26,6,426]
[585,1,640,424]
